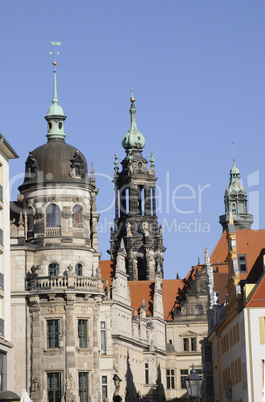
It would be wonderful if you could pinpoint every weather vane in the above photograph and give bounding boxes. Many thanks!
[232,141,235,165]
[48,41,62,65]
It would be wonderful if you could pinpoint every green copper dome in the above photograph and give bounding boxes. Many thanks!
[122,100,146,151]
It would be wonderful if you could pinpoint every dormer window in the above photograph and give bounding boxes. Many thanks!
[238,254,247,272]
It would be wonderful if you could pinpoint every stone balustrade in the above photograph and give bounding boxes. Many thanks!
[30,275,100,291]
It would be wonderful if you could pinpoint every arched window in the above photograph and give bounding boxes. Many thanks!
[48,263,59,276]
[72,205,82,228]
[46,204,60,228]
[75,263,83,276]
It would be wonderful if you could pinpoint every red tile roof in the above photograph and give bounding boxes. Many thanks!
[245,274,265,307]
[99,260,185,321]
[99,229,265,320]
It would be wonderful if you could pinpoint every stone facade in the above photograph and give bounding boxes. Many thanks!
[0,136,18,392]
[9,67,211,401]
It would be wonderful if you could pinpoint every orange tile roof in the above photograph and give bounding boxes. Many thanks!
[245,274,265,307]
[99,260,185,321]
[211,229,265,279]
[211,230,228,264]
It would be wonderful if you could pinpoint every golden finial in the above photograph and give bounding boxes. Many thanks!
[130,88,135,104]
[48,41,62,66]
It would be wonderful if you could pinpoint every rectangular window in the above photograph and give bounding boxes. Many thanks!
[101,321,106,355]
[0,230,3,247]
[0,185,3,203]
[145,363,149,384]
[183,338,189,351]
[166,369,175,389]
[47,320,60,349]
[238,255,247,272]
[79,372,89,402]
[191,337,197,351]
[47,372,61,402]
[78,320,88,348]
[102,376,107,402]
[180,369,188,389]
[0,352,6,391]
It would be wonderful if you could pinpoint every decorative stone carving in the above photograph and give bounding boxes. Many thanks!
[61,211,71,219]
[34,212,44,221]
[31,377,40,392]
[25,152,38,181]
[26,266,39,291]
[70,151,85,178]
[10,221,18,238]
[43,349,62,356]
[142,222,149,236]
[126,222,132,237]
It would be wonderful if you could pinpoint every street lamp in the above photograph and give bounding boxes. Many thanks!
[184,365,203,401]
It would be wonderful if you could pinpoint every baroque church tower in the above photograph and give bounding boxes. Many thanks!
[108,93,166,281]
[219,159,253,231]
[10,56,105,402]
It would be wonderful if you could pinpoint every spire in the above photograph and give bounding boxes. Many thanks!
[219,148,253,231]
[45,41,66,139]
[122,89,146,151]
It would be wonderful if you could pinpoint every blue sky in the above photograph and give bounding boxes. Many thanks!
[1,1,265,279]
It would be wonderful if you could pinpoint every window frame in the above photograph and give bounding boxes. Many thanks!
[75,263,83,276]
[78,319,88,349]
[47,372,61,402]
[47,319,61,349]
[72,205,83,229]
[145,362,149,385]
[238,254,247,273]
[46,204,61,228]
[79,372,89,402]
[100,321,106,355]
[102,376,107,402]
[180,369,188,389]
[166,369,175,389]
[48,263,59,276]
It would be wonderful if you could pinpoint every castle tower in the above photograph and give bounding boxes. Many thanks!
[10,54,105,401]
[108,92,166,281]
[219,159,253,231]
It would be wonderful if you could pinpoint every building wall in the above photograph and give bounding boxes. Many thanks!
[244,307,265,401]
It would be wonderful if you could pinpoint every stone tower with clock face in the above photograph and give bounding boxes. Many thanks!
[108,95,166,281]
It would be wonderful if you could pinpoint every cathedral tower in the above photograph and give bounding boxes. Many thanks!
[219,159,253,231]
[109,93,166,281]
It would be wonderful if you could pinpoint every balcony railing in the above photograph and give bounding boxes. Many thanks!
[30,275,100,291]
[45,228,61,237]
